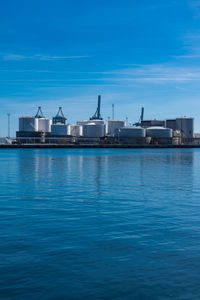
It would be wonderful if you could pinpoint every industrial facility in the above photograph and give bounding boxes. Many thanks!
[14,95,199,147]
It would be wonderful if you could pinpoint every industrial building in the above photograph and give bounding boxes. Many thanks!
[114,127,150,145]
[106,120,125,136]
[167,118,194,138]
[114,126,174,145]
[141,120,166,128]
[50,107,68,136]
[15,95,198,147]
[16,107,52,143]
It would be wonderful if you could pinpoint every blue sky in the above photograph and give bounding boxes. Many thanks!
[1,0,200,136]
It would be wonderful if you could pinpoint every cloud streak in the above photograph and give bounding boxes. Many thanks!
[96,64,200,84]
[172,55,200,58]
[1,64,200,85]
[2,54,89,61]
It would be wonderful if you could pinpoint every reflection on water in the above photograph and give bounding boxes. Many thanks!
[0,149,200,299]
[17,149,195,199]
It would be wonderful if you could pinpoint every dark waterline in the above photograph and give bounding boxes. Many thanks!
[0,148,200,299]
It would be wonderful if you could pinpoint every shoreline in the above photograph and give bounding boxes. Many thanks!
[1,144,200,149]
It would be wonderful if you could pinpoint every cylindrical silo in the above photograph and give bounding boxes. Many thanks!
[77,119,106,126]
[146,127,172,138]
[82,123,105,137]
[38,118,52,132]
[19,117,38,132]
[116,126,146,138]
[176,118,194,138]
[51,124,68,136]
[77,120,91,126]
[69,125,83,136]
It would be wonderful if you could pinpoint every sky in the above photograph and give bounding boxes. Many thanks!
[1,0,200,136]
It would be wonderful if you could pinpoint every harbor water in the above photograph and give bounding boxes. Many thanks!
[0,149,200,299]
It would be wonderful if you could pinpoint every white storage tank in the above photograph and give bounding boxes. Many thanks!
[146,126,172,138]
[38,118,52,132]
[51,124,68,136]
[106,120,125,136]
[116,127,146,138]
[19,117,38,132]
[69,125,83,136]
[82,123,105,138]
[77,120,90,126]
[176,118,194,138]
[89,120,105,125]
[77,119,106,126]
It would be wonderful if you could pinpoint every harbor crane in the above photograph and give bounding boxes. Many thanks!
[35,106,45,118]
[133,107,144,126]
[53,107,67,124]
[90,95,103,120]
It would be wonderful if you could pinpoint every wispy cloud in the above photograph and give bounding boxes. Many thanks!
[189,0,200,15]
[2,54,89,61]
[172,54,200,58]
[103,64,200,84]
[1,64,200,85]
[178,31,200,58]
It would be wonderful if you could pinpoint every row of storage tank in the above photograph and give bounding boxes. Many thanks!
[140,118,194,138]
[18,117,194,139]
[116,126,173,138]
[19,117,51,132]
[31,123,174,139]
[19,117,125,137]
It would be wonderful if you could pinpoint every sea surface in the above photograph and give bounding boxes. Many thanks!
[0,148,200,300]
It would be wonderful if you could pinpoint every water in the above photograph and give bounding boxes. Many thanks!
[0,148,200,300]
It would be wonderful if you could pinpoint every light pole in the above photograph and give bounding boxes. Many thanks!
[7,113,10,138]
[112,104,114,120]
